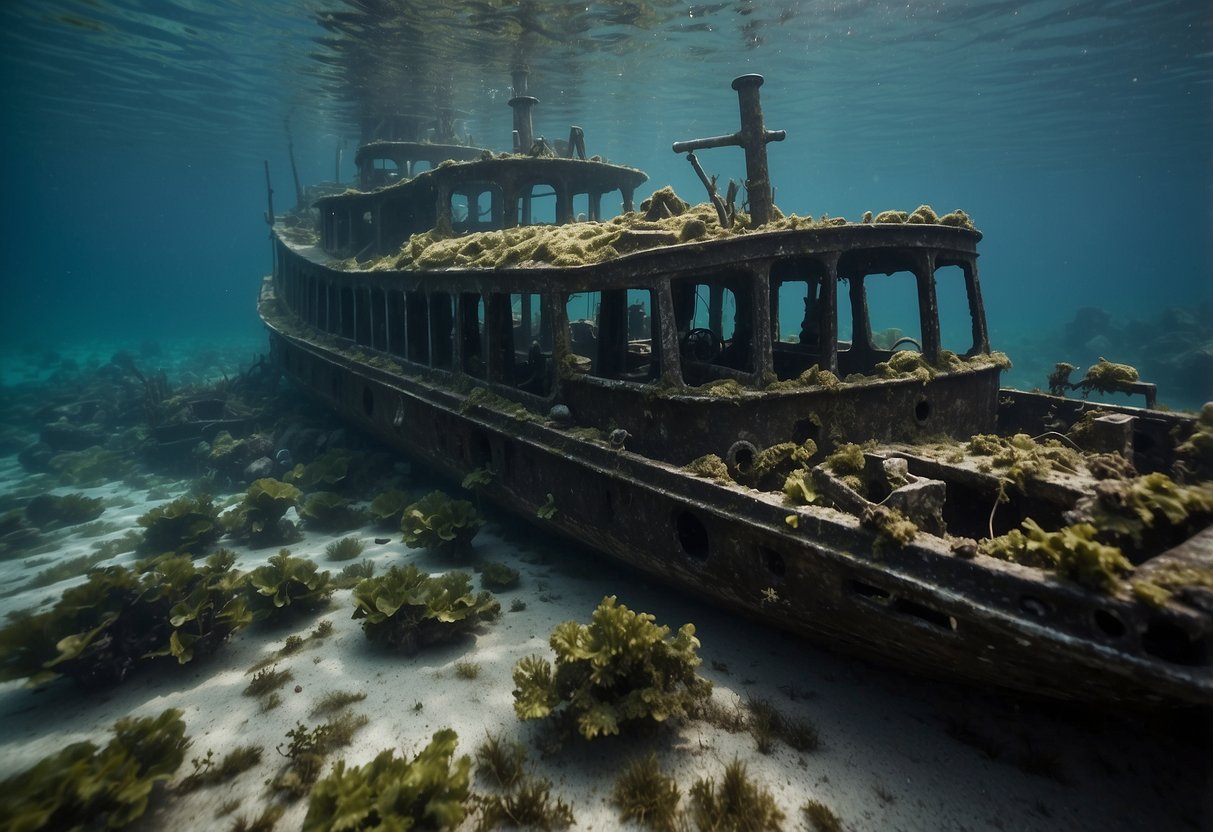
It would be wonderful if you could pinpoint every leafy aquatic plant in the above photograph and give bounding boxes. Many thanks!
[0,709,189,830]
[0,551,252,686]
[1068,472,1213,554]
[23,492,105,528]
[332,559,374,590]
[980,519,1133,592]
[137,494,223,555]
[401,490,484,556]
[223,478,302,545]
[302,729,471,831]
[298,491,366,532]
[351,565,500,653]
[479,560,520,590]
[246,549,333,619]
[285,448,356,491]
[512,595,712,739]
[48,447,132,487]
[368,487,411,527]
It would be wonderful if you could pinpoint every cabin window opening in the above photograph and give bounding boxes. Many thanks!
[370,288,388,351]
[366,159,402,188]
[520,184,557,226]
[338,286,355,340]
[405,291,429,365]
[568,288,659,383]
[566,292,599,377]
[507,292,554,396]
[935,264,978,358]
[430,292,455,370]
[769,259,844,381]
[452,185,502,233]
[460,293,487,378]
[387,291,407,357]
[572,192,590,223]
[866,271,922,353]
[837,270,922,377]
[671,272,755,381]
[355,287,373,347]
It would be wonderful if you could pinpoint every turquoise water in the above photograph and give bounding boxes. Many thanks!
[1,1,1210,405]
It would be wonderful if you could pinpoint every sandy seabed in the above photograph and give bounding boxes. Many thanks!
[0,341,1209,832]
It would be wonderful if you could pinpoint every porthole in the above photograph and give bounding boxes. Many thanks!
[1093,608,1125,638]
[760,546,786,579]
[914,399,931,424]
[675,511,709,561]
[726,440,758,477]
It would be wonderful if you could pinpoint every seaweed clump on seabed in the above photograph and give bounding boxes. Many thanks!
[0,551,252,686]
[352,564,500,653]
[400,490,485,557]
[137,493,223,555]
[245,548,334,620]
[222,477,303,545]
[0,709,189,830]
[303,729,471,831]
[512,595,711,739]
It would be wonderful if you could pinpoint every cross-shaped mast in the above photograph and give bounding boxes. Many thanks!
[671,74,785,226]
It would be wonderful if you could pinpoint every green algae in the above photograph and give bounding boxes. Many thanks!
[688,758,785,832]
[512,595,711,740]
[965,433,1083,488]
[979,519,1132,592]
[303,730,470,830]
[683,453,732,484]
[401,490,484,555]
[352,565,499,653]
[0,709,189,831]
[612,753,681,832]
[337,188,977,273]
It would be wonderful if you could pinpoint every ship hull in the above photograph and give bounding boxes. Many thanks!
[261,277,1212,707]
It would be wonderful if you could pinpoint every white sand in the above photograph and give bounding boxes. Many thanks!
[1,462,1208,832]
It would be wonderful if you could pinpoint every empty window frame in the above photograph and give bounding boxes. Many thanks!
[504,292,554,396]
[430,292,455,370]
[671,272,755,375]
[460,293,486,378]
[405,291,429,365]
[370,288,388,351]
[564,289,660,383]
[452,185,503,233]
[387,291,406,357]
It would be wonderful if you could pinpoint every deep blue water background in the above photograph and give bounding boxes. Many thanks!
[1,1,1210,401]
